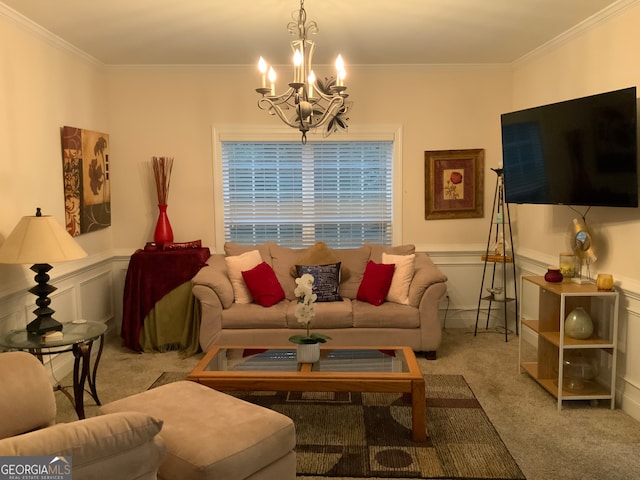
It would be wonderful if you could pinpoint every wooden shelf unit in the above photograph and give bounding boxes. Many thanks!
[518,276,619,410]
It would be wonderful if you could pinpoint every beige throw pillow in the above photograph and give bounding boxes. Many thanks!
[225,250,262,304]
[382,252,415,305]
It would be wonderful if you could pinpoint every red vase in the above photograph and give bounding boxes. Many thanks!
[153,204,174,244]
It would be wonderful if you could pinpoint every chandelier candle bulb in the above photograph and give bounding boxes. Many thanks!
[335,55,345,86]
[268,67,276,96]
[293,49,303,83]
[308,71,315,98]
[258,57,267,88]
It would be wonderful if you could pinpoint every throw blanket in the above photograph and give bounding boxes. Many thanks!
[121,247,210,351]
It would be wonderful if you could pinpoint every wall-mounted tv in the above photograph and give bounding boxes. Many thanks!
[501,86,638,208]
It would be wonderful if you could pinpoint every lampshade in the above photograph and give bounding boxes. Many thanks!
[0,210,87,264]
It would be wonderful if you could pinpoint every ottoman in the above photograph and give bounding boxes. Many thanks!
[100,381,296,480]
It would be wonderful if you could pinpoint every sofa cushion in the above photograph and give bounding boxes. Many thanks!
[0,411,163,463]
[222,302,289,328]
[289,241,350,281]
[333,245,372,300]
[367,243,416,263]
[270,244,306,300]
[287,298,353,328]
[352,299,421,328]
[224,242,273,265]
[383,252,415,305]
[100,381,295,480]
[242,262,285,307]
[225,250,263,304]
[357,260,396,306]
[295,263,342,302]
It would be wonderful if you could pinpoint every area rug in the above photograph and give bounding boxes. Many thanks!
[150,373,525,480]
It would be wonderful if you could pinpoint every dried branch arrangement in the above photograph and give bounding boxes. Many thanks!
[152,156,174,205]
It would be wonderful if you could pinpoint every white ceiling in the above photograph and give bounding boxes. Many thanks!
[0,0,629,66]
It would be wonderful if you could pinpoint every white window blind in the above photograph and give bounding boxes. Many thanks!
[221,141,394,248]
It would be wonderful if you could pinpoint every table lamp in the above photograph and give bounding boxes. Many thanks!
[0,208,87,335]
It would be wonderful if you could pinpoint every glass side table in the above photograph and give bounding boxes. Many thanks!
[0,320,107,419]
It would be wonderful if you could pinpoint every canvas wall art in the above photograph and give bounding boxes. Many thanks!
[61,126,111,236]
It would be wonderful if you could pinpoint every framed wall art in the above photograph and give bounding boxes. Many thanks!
[61,126,111,236]
[424,149,484,220]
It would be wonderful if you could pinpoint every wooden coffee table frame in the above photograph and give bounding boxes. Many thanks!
[188,345,426,441]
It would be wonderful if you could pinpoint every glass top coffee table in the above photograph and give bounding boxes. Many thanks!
[188,345,426,441]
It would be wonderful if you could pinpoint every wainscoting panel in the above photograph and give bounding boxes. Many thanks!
[428,249,519,334]
[79,270,114,323]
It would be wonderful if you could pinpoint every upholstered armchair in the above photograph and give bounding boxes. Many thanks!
[0,351,165,480]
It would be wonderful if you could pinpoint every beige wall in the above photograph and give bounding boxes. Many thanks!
[104,65,512,251]
[0,10,111,294]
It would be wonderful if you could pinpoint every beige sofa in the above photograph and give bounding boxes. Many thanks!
[192,242,448,357]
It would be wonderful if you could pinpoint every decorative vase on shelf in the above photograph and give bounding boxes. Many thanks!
[544,266,563,283]
[559,253,578,280]
[564,306,593,339]
[562,350,599,392]
[596,273,614,291]
[153,204,174,244]
[296,343,320,363]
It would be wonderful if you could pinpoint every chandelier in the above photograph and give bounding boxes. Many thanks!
[255,0,349,144]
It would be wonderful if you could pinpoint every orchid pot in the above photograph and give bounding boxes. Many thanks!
[288,273,331,362]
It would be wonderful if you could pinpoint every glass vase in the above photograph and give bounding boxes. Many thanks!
[564,306,593,339]
[563,350,599,392]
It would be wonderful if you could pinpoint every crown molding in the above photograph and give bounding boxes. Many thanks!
[513,0,640,66]
[0,2,103,67]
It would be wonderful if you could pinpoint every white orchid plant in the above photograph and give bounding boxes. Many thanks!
[288,273,331,345]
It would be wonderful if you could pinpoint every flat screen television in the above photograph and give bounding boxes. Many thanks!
[501,86,638,208]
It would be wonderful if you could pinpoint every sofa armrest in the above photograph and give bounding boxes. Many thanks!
[408,252,448,307]
[191,255,234,309]
[0,412,165,480]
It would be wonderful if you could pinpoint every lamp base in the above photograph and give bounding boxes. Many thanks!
[27,263,63,336]
[27,316,63,335]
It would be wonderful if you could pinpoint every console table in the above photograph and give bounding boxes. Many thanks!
[121,247,210,353]
[0,320,107,419]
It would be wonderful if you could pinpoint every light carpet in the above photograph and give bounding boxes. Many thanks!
[150,372,525,479]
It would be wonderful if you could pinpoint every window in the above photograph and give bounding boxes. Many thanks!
[213,127,402,250]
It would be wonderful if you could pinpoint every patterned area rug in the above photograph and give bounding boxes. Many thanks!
[150,373,525,479]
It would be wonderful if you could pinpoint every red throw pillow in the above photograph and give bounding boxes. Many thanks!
[241,262,285,307]
[357,260,396,306]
